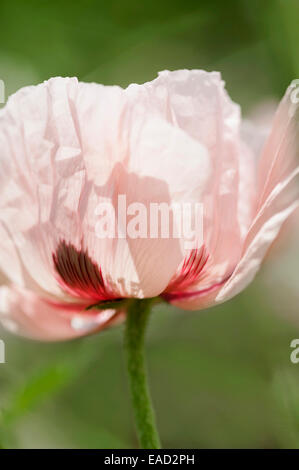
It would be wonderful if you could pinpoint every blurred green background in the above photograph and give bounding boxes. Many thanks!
[0,0,299,449]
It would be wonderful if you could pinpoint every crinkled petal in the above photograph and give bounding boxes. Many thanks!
[143,70,254,300]
[0,75,212,300]
[170,83,299,309]
[140,70,247,281]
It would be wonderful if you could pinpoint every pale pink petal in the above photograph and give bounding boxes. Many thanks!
[0,285,123,341]
[0,222,24,286]
[216,168,299,303]
[149,70,254,302]
[0,78,83,296]
[142,70,245,282]
[0,78,134,299]
[78,116,210,297]
[74,74,212,297]
[257,85,298,206]
[0,75,212,300]
[169,83,298,309]
[216,86,299,304]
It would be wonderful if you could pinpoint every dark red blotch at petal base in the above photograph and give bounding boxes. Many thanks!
[52,242,223,306]
[52,241,115,302]
[163,247,209,297]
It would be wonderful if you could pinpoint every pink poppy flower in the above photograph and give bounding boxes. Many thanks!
[0,70,298,340]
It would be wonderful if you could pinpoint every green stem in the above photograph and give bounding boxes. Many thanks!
[124,298,161,449]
